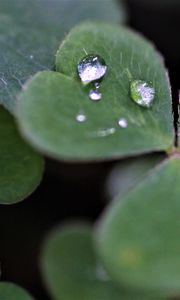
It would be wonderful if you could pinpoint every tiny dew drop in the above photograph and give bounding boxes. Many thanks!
[77,54,107,85]
[118,118,128,128]
[89,89,102,101]
[130,80,155,108]
[95,82,100,89]
[76,113,86,123]
[88,128,116,138]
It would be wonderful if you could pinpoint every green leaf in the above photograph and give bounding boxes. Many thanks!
[105,153,165,199]
[0,0,125,113]
[0,106,44,204]
[41,224,154,300]
[0,282,34,300]
[17,23,173,161]
[96,157,180,297]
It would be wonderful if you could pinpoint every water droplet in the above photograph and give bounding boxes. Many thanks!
[76,113,86,123]
[89,128,116,138]
[77,54,107,84]
[99,128,116,137]
[118,118,128,128]
[95,82,100,89]
[30,55,34,59]
[130,80,155,108]
[89,89,102,101]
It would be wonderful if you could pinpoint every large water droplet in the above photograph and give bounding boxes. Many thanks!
[76,113,86,123]
[130,80,155,108]
[118,118,128,128]
[89,89,102,101]
[77,54,107,84]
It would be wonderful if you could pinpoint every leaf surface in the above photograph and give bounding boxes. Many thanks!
[96,157,180,297]
[0,282,34,300]
[17,23,173,161]
[0,0,124,112]
[105,153,165,199]
[0,106,44,204]
[41,224,155,300]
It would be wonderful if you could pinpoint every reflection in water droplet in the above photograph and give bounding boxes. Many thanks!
[30,55,34,59]
[76,113,86,123]
[77,54,107,84]
[118,118,128,128]
[130,80,155,108]
[89,89,102,101]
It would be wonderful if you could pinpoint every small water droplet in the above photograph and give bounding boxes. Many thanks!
[95,82,100,89]
[99,128,116,137]
[130,80,155,108]
[118,118,128,128]
[77,54,107,85]
[76,113,86,123]
[30,55,34,59]
[89,89,102,101]
[89,128,116,138]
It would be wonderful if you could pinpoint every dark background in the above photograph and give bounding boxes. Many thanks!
[0,1,180,299]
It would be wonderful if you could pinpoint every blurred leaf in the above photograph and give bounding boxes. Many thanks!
[0,0,125,112]
[41,224,122,300]
[105,153,165,199]
[17,23,173,161]
[41,224,155,300]
[96,157,180,297]
[0,282,34,300]
[0,106,44,204]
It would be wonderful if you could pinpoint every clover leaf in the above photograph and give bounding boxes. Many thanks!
[16,22,174,161]
[41,224,158,300]
[0,0,125,113]
[0,282,34,300]
[96,157,180,297]
[0,106,44,204]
